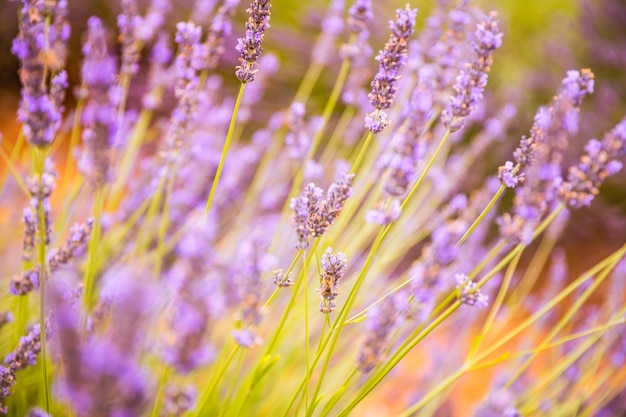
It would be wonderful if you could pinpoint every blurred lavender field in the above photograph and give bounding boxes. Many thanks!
[1,0,626,416]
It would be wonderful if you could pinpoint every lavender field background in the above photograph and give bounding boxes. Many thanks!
[1,0,626,416]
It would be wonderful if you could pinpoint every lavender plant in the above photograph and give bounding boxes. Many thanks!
[1,0,626,416]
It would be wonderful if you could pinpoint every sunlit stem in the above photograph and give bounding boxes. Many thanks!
[149,365,170,417]
[83,186,105,311]
[204,83,246,217]
[457,182,507,246]
[33,147,50,413]
[192,344,241,417]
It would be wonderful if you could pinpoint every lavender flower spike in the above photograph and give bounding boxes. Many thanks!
[441,12,503,132]
[78,17,117,186]
[365,5,417,133]
[235,0,272,83]
[291,173,354,250]
[559,118,626,208]
[318,248,347,313]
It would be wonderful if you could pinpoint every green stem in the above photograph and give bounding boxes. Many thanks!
[303,252,311,413]
[34,147,50,413]
[467,249,521,360]
[83,187,105,312]
[192,344,241,416]
[294,62,324,105]
[150,365,170,417]
[350,130,375,175]
[205,83,246,217]
[154,164,179,277]
[457,183,506,246]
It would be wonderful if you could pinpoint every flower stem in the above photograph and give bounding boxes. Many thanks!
[83,186,105,311]
[204,83,246,217]
[457,182,506,246]
[33,147,50,413]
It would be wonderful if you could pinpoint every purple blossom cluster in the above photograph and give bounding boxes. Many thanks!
[235,0,272,83]
[364,5,417,133]
[291,173,354,251]
[318,247,347,313]
[441,11,503,132]
[12,0,69,148]
[558,118,626,207]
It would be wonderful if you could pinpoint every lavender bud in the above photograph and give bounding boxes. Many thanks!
[79,17,117,186]
[273,269,294,288]
[318,248,347,313]
[21,207,37,261]
[235,0,272,83]
[357,294,406,373]
[346,0,373,35]
[12,0,68,147]
[164,384,197,416]
[365,5,417,132]
[48,218,95,272]
[559,118,626,208]
[9,267,40,296]
[203,0,240,71]
[456,273,488,308]
[311,0,345,66]
[441,12,503,132]
[117,0,141,77]
[291,183,324,251]
[498,161,524,188]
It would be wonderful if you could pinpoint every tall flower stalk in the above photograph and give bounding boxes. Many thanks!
[204,0,272,216]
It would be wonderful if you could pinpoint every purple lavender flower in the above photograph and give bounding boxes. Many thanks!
[311,0,345,66]
[430,4,473,96]
[341,0,373,106]
[312,173,355,238]
[9,267,40,296]
[48,219,94,271]
[135,0,171,43]
[51,271,154,417]
[12,0,69,147]
[441,12,503,132]
[164,384,197,416]
[273,269,294,288]
[203,0,240,71]
[346,0,373,35]
[498,161,523,188]
[318,247,347,313]
[0,323,45,413]
[235,0,272,83]
[26,408,50,417]
[284,102,311,159]
[498,70,595,243]
[159,21,205,162]
[21,207,37,261]
[118,0,141,77]
[291,173,353,250]
[558,118,626,208]
[291,183,324,251]
[364,5,418,133]
[357,294,406,372]
[78,17,117,186]
[455,273,488,308]
[232,238,273,347]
